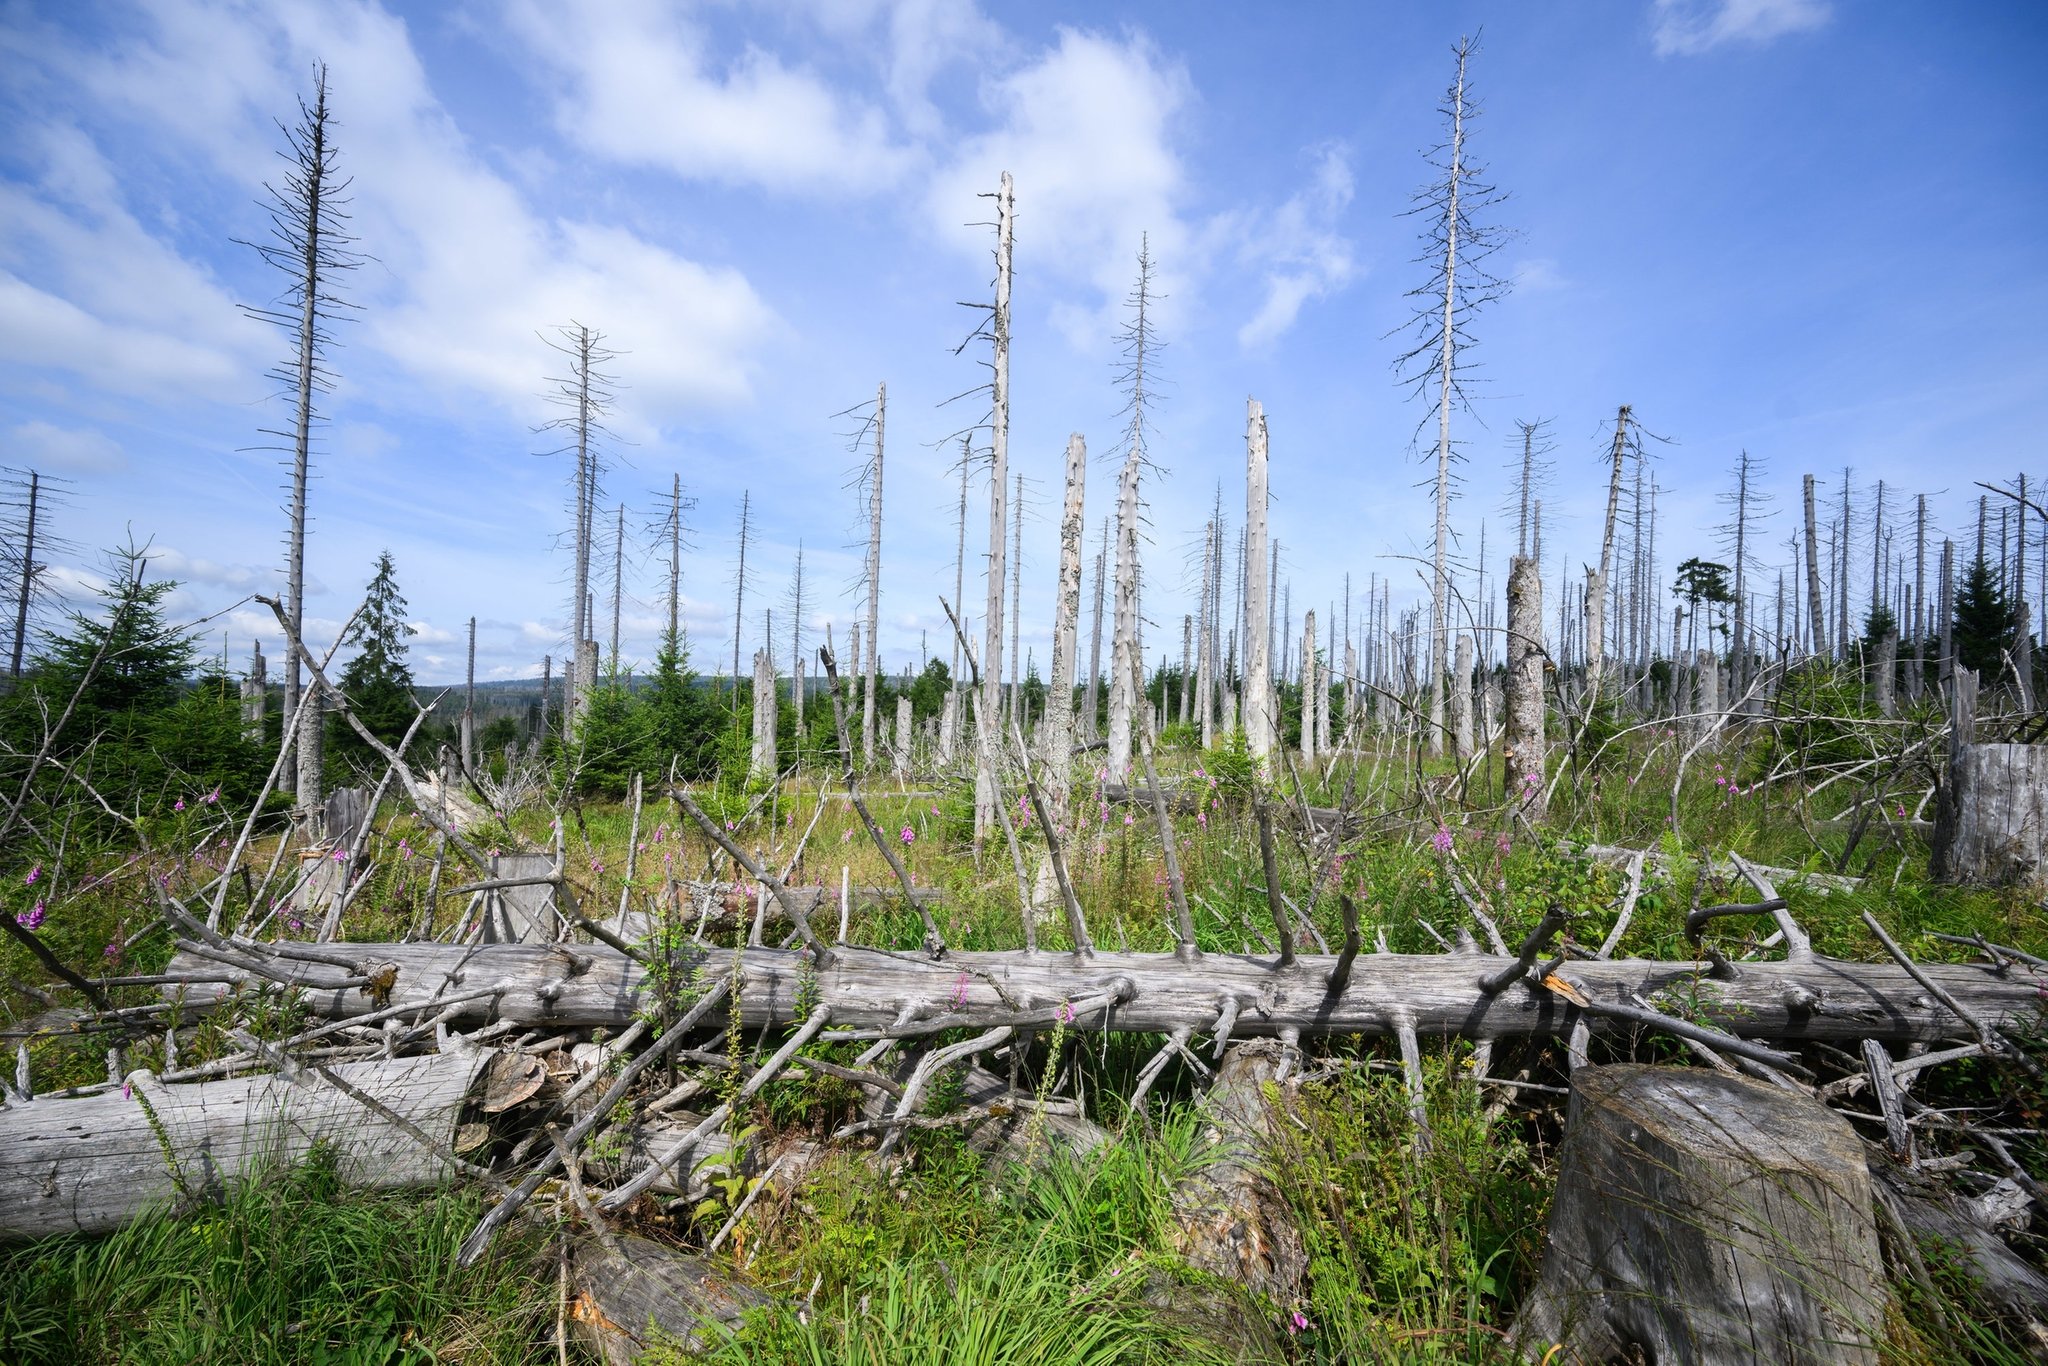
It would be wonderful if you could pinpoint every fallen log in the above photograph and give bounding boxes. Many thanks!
[1872,1160,2048,1344]
[163,939,2045,1049]
[1515,1064,1888,1364]
[0,1050,486,1240]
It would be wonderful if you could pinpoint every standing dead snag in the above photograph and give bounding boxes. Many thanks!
[240,65,362,806]
[1244,398,1276,765]
[1107,237,1162,781]
[1043,433,1087,825]
[536,324,618,732]
[976,172,1015,846]
[1395,36,1509,758]
[1504,554,1547,816]
[1586,404,1631,705]
[862,382,885,764]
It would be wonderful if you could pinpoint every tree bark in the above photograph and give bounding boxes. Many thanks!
[1505,555,1547,817]
[0,1051,486,1240]
[1107,437,1142,779]
[1243,400,1275,767]
[164,939,2040,1050]
[977,173,1013,844]
[1516,1064,1887,1365]
[1044,433,1087,823]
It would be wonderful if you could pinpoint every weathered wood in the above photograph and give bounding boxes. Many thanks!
[0,1051,485,1239]
[1516,1064,1887,1365]
[163,940,2043,1049]
[1938,739,2048,889]
[567,1230,770,1363]
[481,852,560,944]
[1169,1040,1308,1307]
[1505,555,1546,816]
[1872,1160,2048,1340]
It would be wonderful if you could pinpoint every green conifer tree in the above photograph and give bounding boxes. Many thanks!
[329,552,417,775]
[1951,554,2016,675]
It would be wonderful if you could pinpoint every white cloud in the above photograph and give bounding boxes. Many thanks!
[1512,257,1568,293]
[1233,144,1358,350]
[927,27,1195,345]
[508,0,916,195]
[147,547,283,593]
[0,122,258,399]
[6,419,128,474]
[1651,0,1831,56]
[14,0,779,425]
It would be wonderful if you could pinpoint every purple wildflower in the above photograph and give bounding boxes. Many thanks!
[173,798,185,812]
[1430,827,1454,855]
[23,864,39,887]
[899,826,916,846]
[16,902,45,930]
[952,972,970,1006]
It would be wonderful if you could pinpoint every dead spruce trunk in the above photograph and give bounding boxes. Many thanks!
[568,1231,772,1363]
[1043,432,1087,823]
[1505,555,1547,817]
[1516,1064,1887,1365]
[163,940,2039,1049]
[0,1051,486,1239]
[1169,1040,1308,1307]
[1243,399,1276,766]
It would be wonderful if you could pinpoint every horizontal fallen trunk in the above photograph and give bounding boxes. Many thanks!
[0,1051,486,1240]
[161,939,2041,1049]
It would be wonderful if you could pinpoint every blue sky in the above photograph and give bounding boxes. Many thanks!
[2,0,2044,684]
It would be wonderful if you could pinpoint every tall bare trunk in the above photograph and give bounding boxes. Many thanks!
[9,470,37,678]
[1426,50,1469,759]
[1243,399,1275,766]
[1084,519,1107,743]
[1803,475,1826,660]
[750,650,776,780]
[1505,555,1546,819]
[863,383,884,763]
[1008,471,1024,726]
[1587,404,1629,706]
[1043,434,1086,824]
[1107,445,1141,778]
[976,174,1013,844]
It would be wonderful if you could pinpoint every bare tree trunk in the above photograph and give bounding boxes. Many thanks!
[1083,518,1108,744]
[977,174,1013,845]
[1043,434,1086,823]
[1243,399,1275,766]
[8,469,36,678]
[894,695,912,778]
[1506,555,1547,819]
[1732,451,1751,697]
[1424,51,1472,760]
[750,650,777,780]
[863,383,885,764]
[1452,632,1475,762]
[461,617,477,774]
[1107,444,1141,778]
[729,491,752,702]
[1587,405,1629,706]
[1299,609,1319,763]
[1196,518,1215,746]
[609,503,625,670]
[1804,474,1826,661]
[1939,540,1955,685]
[1008,471,1023,726]
[1875,632,1898,718]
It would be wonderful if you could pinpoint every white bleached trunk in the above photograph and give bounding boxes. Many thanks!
[1506,555,1547,819]
[1043,433,1087,822]
[976,174,1013,844]
[1243,399,1274,766]
[1107,446,1142,779]
[750,650,777,780]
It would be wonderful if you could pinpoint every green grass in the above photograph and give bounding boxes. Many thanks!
[0,1147,553,1365]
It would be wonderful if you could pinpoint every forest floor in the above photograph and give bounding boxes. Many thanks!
[4,717,2045,1364]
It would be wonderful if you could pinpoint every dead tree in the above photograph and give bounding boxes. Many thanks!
[1587,405,1631,705]
[1107,239,1163,780]
[1396,37,1509,755]
[1084,517,1109,744]
[241,66,362,804]
[727,491,754,703]
[976,172,1015,843]
[537,324,618,731]
[1243,399,1275,764]
[1804,474,1826,661]
[862,383,885,762]
[1505,554,1547,817]
[2,467,73,678]
[1042,434,1087,823]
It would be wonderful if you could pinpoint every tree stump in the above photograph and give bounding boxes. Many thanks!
[1516,1064,1887,1365]
[567,1231,770,1363]
[1168,1039,1308,1309]
[1934,666,2048,888]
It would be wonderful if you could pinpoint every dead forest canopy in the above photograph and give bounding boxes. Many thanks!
[4,55,2048,1366]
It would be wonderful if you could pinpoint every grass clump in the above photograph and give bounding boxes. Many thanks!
[0,1146,552,1365]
